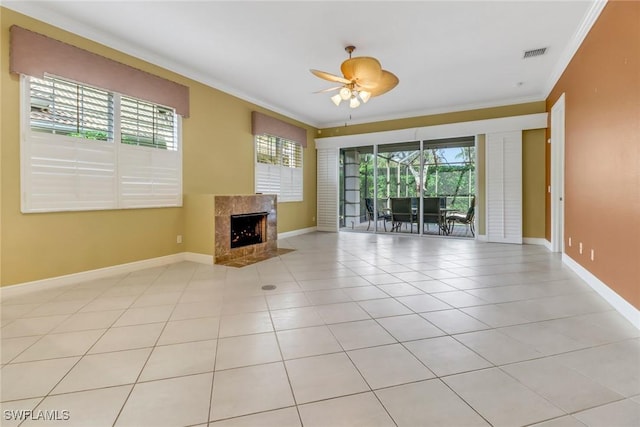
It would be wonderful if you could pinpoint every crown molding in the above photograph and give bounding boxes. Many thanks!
[543,0,608,97]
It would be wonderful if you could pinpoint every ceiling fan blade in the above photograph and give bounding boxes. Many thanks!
[310,69,351,84]
[368,70,399,97]
[313,86,342,94]
[341,57,382,88]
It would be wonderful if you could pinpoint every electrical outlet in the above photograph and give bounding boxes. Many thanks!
[177,235,183,244]
[312,216,316,222]
[579,242,583,254]
[568,237,572,247]
[591,249,595,261]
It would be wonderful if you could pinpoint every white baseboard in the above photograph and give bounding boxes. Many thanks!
[278,226,317,240]
[0,253,186,298]
[563,254,640,329]
[476,234,488,242]
[523,237,550,247]
[183,252,213,265]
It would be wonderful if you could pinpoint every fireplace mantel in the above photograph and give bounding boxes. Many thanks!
[214,195,277,264]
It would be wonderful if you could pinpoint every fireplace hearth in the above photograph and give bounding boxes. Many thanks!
[230,212,268,248]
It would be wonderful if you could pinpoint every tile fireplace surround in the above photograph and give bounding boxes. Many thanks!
[214,195,278,266]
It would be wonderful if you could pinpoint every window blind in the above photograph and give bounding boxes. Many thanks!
[21,75,182,213]
[30,76,113,140]
[254,134,303,202]
[121,97,177,150]
[24,133,117,212]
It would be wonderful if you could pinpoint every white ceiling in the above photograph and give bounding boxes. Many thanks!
[5,1,603,128]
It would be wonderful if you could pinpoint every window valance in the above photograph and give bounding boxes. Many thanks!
[10,25,190,117]
[251,111,307,148]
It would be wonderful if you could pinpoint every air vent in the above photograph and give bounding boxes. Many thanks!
[523,47,547,59]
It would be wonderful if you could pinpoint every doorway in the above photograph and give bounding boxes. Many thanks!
[550,94,566,253]
[338,137,476,238]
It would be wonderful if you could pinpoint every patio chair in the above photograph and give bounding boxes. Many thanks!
[423,197,443,234]
[447,197,475,236]
[390,197,416,232]
[364,198,391,231]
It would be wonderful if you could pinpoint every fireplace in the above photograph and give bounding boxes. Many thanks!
[230,212,268,248]
[214,195,278,265]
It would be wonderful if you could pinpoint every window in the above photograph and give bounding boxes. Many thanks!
[29,76,114,140]
[255,134,303,202]
[120,97,177,150]
[21,75,182,213]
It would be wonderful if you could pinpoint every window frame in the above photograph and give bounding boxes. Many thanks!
[254,134,303,203]
[20,74,183,213]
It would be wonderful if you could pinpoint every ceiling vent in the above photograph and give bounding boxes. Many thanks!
[523,47,547,59]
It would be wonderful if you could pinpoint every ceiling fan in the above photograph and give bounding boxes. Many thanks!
[310,45,399,108]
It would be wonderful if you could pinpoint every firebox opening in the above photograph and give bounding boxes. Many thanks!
[230,212,268,249]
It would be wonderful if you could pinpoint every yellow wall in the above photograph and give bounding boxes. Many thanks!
[522,129,546,238]
[318,104,548,238]
[0,8,317,285]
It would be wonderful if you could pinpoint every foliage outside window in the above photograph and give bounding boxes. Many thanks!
[344,144,475,225]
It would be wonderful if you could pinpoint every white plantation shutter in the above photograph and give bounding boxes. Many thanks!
[119,144,182,208]
[280,167,303,202]
[23,133,116,212]
[254,134,303,202]
[255,163,281,195]
[29,76,113,139]
[21,75,182,213]
[486,131,522,244]
[316,148,339,232]
[120,96,177,150]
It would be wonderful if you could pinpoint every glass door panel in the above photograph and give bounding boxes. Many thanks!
[339,146,375,233]
[422,138,476,236]
[377,141,421,234]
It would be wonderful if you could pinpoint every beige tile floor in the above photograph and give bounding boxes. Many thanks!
[1,232,639,427]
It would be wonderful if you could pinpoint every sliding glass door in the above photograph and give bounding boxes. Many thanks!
[338,137,475,238]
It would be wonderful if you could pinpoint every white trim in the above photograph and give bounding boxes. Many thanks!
[550,93,566,253]
[543,0,608,97]
[278,226,317,240]
[476,234,488,242]
[320,96,546,129]
[315,113,548,150]
[523,237,549,246]
[0,253,186,298]
[563,254,640,329]
[183,252,213,265]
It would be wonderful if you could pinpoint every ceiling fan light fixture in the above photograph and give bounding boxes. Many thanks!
[311,45,398,109]
[339,87,351,100]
